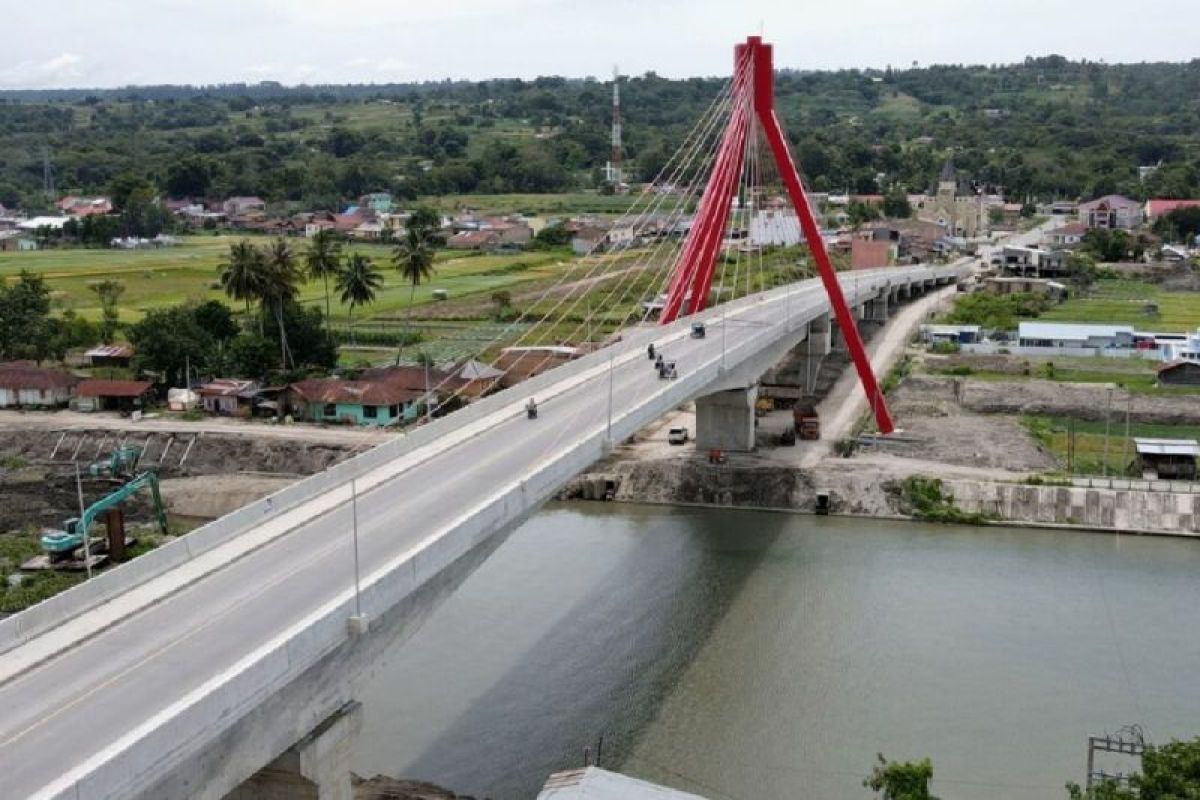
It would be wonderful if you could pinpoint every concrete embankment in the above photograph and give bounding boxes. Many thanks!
[562,458,1200,538]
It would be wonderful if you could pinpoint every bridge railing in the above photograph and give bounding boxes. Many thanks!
[0,263,963,658]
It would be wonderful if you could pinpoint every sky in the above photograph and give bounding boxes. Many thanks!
[0,0,1196,89]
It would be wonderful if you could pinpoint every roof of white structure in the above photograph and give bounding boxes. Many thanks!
[538,768,708,800]
[1018,322,1134,341]
[1133,438,1200,457]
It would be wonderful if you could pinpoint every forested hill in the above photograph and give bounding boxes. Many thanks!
[1,55,1198,212]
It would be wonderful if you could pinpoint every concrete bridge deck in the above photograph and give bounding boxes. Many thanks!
[0,264,964,800]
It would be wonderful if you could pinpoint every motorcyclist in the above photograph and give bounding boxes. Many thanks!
[526,398,538,419]
[647,343,656,360]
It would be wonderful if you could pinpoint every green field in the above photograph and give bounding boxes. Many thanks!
[1037,278,1200,332]
[1024,415,1200,476]
[0,236,570,324]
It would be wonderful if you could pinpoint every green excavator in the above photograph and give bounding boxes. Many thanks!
[41,447,169,562]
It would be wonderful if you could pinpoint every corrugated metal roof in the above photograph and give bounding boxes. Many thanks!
[76,379,151,397]
[1133,438,1200,457]
[84,344,134,359]
[537,768,708,800]
[1018,322,1134,341]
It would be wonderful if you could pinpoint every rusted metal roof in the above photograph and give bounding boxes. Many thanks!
[0,362,76,391]
[76,379,152,398]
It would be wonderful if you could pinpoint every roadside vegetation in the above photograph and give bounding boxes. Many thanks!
[1023,416,1200,476]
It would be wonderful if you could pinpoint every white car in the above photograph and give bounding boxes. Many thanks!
[668,426,689,445]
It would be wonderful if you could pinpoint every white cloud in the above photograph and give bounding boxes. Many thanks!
[0,52,84,88]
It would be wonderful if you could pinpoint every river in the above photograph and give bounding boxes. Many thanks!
[352,503,1200,800]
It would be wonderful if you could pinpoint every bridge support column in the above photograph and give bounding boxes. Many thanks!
[226,702,361,800]
[695,386,758,453]
[866,294,889,322]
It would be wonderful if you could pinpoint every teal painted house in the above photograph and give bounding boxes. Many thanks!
[289,377,421,427]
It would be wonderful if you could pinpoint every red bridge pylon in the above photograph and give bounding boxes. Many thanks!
[660,35,895,434]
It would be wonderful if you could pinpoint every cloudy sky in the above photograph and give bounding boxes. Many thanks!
[1,0,1195,89]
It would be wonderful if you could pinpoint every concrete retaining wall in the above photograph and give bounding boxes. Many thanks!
[945,479,1200,536]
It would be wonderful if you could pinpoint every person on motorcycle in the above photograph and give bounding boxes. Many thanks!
[526,398,538,418]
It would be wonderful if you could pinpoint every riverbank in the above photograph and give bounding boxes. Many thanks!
[561,290,1200,538]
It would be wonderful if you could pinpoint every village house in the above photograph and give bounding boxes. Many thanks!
[495,346,581,387]
[288,377,419,426]
[57,196,113,217]
[1078,195,1143,230]
[288,366,469,426]
[84,344,134,370]
[0,362,76,408]
[571,226,609,256]
[1042,221,1089,249]
[1133,438,1198,481]
[223,196,267,217]
[1156,361,1200,388]
[849,238,895,270]
[999,246,1066,277]
[1144,199,1200,223]
[196,379,262,416]
[359,192,394,215]
[74,379,153,413]
[447,230,502,251]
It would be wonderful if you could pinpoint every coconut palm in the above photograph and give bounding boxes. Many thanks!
[304,229,343,341]
[261,238,302,369]
[335,253,383,344]
[217,240,268,332]
[391,216,439,364]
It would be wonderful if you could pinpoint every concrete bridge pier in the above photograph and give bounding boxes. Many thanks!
[695,385,758,452]
[865,293,890,322]
[226,702,361,800]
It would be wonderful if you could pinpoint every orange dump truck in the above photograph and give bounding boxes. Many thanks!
[793,404,820,440]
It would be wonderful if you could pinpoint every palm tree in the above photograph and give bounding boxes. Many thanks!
[392,219,439,364]
[335,253,383,344]
[261,238,302,369]
[304,229,343,342]
[218,240,268,332]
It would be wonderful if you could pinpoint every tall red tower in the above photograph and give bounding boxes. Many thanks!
[660,36,895,434]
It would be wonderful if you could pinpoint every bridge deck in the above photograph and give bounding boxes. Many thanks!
[0,266,960,799]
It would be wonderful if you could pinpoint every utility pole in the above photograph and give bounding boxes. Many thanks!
[348,477,368,636]
[721,306,728,371]
[1102,384,1114,476]
[424,359,432,424]
[606,350,614,445]
[74,463,92,579]
[1120,391,1133,479]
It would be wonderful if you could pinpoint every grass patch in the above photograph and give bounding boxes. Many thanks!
[1037,278,1200,332]
[1021,415,1200,476]
[899,476,990,524]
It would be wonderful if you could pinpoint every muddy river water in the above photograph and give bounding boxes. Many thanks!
[353,503,1200,800]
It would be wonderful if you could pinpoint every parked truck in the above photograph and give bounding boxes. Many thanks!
[793,403,820,440]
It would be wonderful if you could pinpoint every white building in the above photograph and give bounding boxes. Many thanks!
[1017,322,1134,349]
[748,209,803,246]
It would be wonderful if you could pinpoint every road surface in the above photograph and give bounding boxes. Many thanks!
[0,268,945,798]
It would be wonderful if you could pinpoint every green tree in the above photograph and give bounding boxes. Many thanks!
[1067,737,1200,799]
[218,240,268,330]
[883,188,912,219]
[392,211,440,364]
[335,252,383,343]
[261,238,302,369]
[192,299,239,342]
[226,334,276,382]
[1065,252,1098,295]
[127,305,214,387]
[89,279,125,342]
[864,754,939,800]
[304,229,344,343]
[0,271,53,362]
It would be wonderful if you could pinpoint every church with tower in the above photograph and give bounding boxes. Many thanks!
[917,160,989,238]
